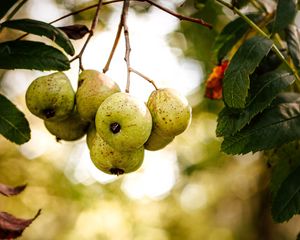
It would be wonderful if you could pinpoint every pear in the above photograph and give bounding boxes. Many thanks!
[76,70,120,121]
[86,122,97,149]
[147,88,192,137]
[144,130,174,151]
[25,72,75,121]
[90,133,144,175]
[95,92,152,151]
[44,111,89,141]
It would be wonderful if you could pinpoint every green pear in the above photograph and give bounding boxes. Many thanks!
[90,133,144,175]
[44,111,89,141]
[144,130,174,151]
[25,72,75,121]
[76,70,120,121]
[147,88,192,137]
[95,92,152,151]
[86,122,97,149]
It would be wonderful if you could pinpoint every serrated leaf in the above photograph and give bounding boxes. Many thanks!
[213,13,262,61]
[223,36,273,108]
[217,70,295,136]
[0,209,41,239]
[1,19,75,56]
[58,24,89,40]
[221,92,300,154]
[0,94,30,144]
[0,0,18,20]
[286,24,300,71]
[271,164,300,222]
[272,0,297,33]
[0,40,70,71]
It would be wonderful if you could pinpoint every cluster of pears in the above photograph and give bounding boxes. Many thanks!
[25,70,192,175]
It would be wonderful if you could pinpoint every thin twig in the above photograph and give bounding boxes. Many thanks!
[122,0,131,93]
[71,0,104,70]
[140,0,212,29]
[130,67,158,90]
[6,0,28,21]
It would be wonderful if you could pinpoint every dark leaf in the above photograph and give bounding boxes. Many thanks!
[0,0,18,20]
[0,209,41,239]
[286,24,300,71]
[0,40,70,71]
[217,70,295,136]
[1,19,75,56]
[0,183,26,196]
[221,92,300,154]
[272,164,300,222]
[213,13,262,62]
[223,36,273,108]
[272,0,297,33]
[58,24,89,40]
[0,94,30,144]
[255,49,286,75]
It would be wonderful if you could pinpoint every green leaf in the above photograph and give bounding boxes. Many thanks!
[272,0,297,33]
[0,0,18,20]
[1,19,75,56]
[286,24,300,71]
[0,40,70,71]
[221,92,300,154]
[0,94,30,144]
[272,164,300,222]
[217,70,295,136]
[213,13,262,61]
[223,36,273,108]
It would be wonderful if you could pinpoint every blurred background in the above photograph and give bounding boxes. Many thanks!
[1,0,300,239]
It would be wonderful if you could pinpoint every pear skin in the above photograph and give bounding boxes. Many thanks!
[144,130,174,151]
[76,70,120,121]
[90,133,144,175]
[147,88,192,137]
[95,92,152,151]
[86,122,97,150]
[44,111,89,141]
[25,72,75,121]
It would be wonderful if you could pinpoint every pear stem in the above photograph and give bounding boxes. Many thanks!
[129,67,159,90]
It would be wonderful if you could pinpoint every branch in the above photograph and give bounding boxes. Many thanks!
[130,67,158,90]
[71,0,104,70]
[140,0,212,29]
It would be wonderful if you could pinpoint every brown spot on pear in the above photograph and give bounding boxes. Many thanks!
[95,92,152,151]
[44,111,89,141]
[147,88,191,137]
[25,72,75,121]
[144,130,174,151]
[90,133,144,175]
[76,70,120,121]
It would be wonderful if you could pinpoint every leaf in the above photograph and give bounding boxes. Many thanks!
[0,183,26,196]
[0,0,18,20]
[0,40,70,71]
[221,92,300,154]
[217,70,295,136]
[271,164,300,222]
[272,0,297,33]
[0,209,41,239]
[223,36,273,108]
[1,19,75,56]
[58,24,89,40]
[0,94,30,144]
[213,13,262,62]
[286,24,300,71]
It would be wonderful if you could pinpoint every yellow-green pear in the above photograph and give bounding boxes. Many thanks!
[90,133,144,175]
[86,122,97,149]
[95,92,152,151]
[44,111,89,141]
[76,70,120,121]
[144,130,174,151]
[25,72,75,121]
[147,88,192,137]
